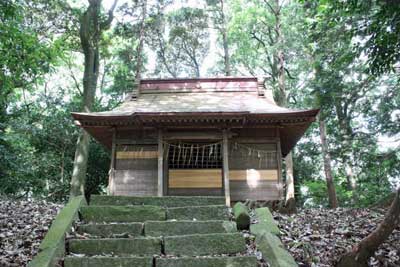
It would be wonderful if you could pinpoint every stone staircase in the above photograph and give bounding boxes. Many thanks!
[64,195,258,267]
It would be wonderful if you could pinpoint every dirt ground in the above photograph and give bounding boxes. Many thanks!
[0,198,61,267]
[275,208,400,267]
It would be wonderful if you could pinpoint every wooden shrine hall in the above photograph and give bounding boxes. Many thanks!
[72,77,318,205]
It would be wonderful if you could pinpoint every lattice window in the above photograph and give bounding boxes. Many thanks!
[166,142,222,169]
[230,143,278,169]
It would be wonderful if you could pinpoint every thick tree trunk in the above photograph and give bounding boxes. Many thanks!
[219,0,231,76]
[70,132,90,196]
[318,116,338,208]
[284,152,296,213]
[222,30,230,76]
[70,0,117,197]
[334,99,358,203]
[134,0,147,82]
[273,0,296,211]
[336,188,400,267]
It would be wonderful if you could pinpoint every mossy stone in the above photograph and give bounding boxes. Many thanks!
[90,195,225,207]
[164,233,246,256]
[167,205,229,221]
[80,205,166,223]
[232,202,250,230]
[156,256,258,267]
[256,232,297,267]
[64,256,153,267]
[250,207,280,236]
[68,237,161,256]
[144,220,236,236]
[77,223,143,237]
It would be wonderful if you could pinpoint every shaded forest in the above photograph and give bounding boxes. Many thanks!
[1,0,399,208]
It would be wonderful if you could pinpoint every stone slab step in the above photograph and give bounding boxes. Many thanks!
[77,223,143,237]
[167,205,230,221]
[256,232,297,267]
[144,220,236,237]
[64,256,153,267]
[68,237,161,256]
[90,195,225,207]
[164,233,247,256]
[80,205,166,223]
[156,256,258,267]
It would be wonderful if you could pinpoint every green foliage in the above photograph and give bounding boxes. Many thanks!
[0,0,398,209]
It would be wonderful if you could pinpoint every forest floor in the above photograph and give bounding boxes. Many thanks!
[1,199,399,267]
[275,208,400,267]
[0,198,61,267]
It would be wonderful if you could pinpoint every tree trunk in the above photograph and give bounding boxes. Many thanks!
[134,0,147,82]
[70,132,90,196]
[334,99,358,203]
[318,116,338,208]
[336,188,400,267]
[273,0,296,211]
[222,30,230,76]
[70,0,117,197]
[219,0,231,76]
[284,152,296,213]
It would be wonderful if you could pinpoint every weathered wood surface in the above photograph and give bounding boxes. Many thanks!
[167,188,222,196]
[113,170,157,196]
[169,169,222,188]
[116,151,158,159]
[116,159,157,170]
[228,142,281,201]
[230,181,280,201]
[229,170,278,181]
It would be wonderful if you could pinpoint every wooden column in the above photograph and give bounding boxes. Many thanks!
[222,130,231,206]
[108,128,116,195]
[276,128,283,199]
[157,129,163,197]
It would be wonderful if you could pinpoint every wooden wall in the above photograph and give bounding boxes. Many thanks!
[229,143,281,201]
[110,127,282,201]
[112,129,158,196]
[167,169,222,196]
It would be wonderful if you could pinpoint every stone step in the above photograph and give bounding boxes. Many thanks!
[144,220,237,237]
[167,205,230,221]
[68,237,161,256]
[164,233,247,256]
[90,195,225,207]
[156,256,258,267]
[77,223,143,237]
[80,205,166,223]
[64,256,153,267]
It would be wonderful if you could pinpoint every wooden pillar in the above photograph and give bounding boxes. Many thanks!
[222,130,231,206]
[108,128,116,195]
[157,129,163,197]
[276,128,283,199]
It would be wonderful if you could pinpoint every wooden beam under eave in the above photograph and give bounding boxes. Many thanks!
[222,130,231,206]
[157,129,164,197]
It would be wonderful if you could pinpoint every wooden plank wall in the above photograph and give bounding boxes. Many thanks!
[229,143,281,201]
[168,169,223,196]
[169,169,222,188]
[113,129,159,196]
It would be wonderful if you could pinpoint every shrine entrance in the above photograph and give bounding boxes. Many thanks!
[165,141,223,196]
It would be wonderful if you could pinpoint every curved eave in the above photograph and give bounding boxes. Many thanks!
[71,109,319,156]
[71,109,319,123]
